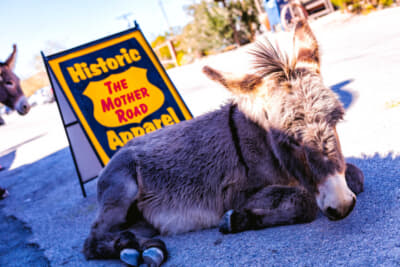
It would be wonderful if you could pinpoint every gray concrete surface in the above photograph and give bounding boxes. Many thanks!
[1,8,400,267]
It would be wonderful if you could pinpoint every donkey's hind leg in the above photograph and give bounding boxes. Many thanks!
[83,150,142,260]
[120,221,168,267]
[220,185,318,234]
[119,235,167,267]
[345,163,364,195]
[83,150,168,266]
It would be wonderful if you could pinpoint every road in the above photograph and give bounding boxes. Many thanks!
[1,7,400,267]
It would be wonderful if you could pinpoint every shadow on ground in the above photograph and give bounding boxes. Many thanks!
[330,79,357,110]
[0,150,16,171]
[0,133,47,170]
[0,208,50,267]
[0,147,399,266]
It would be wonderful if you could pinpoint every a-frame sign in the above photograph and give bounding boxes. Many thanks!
[42,23,192,196]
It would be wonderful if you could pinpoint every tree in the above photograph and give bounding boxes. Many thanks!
[179,0,261,59]
[180,1,233,57]
[231,0,260,43]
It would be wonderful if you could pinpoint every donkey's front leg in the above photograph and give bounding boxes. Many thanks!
[220,185,318,234]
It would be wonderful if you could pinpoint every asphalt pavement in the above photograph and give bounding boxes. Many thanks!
[1,7,400,267]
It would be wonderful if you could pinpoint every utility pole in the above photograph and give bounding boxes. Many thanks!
[155,0,178,67]
[158,0,172,34]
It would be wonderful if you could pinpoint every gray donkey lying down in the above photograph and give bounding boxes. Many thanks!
[83,20,364,266]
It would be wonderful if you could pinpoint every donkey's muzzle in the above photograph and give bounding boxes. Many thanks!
[316,173,357,221]
[325,196,356,221]
[15,96,30,115]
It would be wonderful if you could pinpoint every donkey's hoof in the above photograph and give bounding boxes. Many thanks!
[120,248,140,267]
[142,247,165,267]
[219,210,234,234]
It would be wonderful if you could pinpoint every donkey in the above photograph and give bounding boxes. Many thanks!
[0,44,30,125]
[83,20,364,267]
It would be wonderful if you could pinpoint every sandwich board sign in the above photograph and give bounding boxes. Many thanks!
[42,23,192,196]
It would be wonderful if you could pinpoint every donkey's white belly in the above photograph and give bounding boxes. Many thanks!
[144,207,221,235]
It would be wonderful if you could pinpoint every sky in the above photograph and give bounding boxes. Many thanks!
[0,0,194,79]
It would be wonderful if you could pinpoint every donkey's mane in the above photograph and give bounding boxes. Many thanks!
[249,38,292,82]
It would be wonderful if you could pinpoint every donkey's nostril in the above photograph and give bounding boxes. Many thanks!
[326,207,341,220]
[325,197,356,221]
[22,102,30,112]
[17,102,30,115]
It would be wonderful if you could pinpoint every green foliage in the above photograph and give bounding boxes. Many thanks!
[179,0,260,59]
[379,0,393,7]
[151,0,262,67]
[151,35,171,60]
[331,0,394,13]
[229,0,260,44]
[180,1,233,56]
[151,34,185,69]
[330,0,345,9]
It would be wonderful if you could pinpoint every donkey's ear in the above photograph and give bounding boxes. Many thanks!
[202,66,263,94]
[293,20,320,73]
[5,44,17,70]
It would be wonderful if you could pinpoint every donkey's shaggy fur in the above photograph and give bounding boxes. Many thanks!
[83,21,364,266]
[0,44,30,125]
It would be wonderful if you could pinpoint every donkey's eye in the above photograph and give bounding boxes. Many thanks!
[5,81,14,87]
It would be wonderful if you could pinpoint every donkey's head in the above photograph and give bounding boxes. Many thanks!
[0,44,30,115]
[203,21,355,220]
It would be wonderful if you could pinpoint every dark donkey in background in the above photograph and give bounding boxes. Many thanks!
[84,21,364,267]
[0,44,30,125]
[0,44,30,199]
